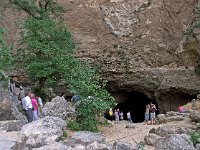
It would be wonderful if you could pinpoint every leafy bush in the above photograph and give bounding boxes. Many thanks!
[190,131,200,145]
[67,120,81,131]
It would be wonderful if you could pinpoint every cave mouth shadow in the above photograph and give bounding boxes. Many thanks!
[114,91,158,123]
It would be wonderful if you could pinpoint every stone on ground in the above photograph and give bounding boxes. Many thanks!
[65,131,105,146]
[144,133,162,146]
[155,134,195,150]
[112,141,137,150]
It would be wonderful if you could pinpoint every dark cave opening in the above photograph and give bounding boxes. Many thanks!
[111,91,159,123]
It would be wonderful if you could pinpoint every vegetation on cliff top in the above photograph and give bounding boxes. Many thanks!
[8,0,114,131]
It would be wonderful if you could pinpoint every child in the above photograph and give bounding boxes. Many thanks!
[119,111,124,120]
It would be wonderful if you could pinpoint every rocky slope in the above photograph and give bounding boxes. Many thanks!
[1,0,200,112]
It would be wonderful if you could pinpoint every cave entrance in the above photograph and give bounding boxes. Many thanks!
[112,91,158,123]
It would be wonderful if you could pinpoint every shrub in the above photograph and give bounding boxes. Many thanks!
[190,131,200,145]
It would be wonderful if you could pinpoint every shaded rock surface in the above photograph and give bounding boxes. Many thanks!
[42,96,75,121]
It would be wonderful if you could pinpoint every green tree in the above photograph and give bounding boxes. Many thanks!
[10,0,114,131]
[0,28,12,72]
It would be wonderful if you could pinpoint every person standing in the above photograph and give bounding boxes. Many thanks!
[144,104,150,124]
[22,92,33,123]
[114,109,119,122]
[36,96,43,117]
[127,111,132,122]
[108,108,113,121]
[119,111,124,120]
[150,102,157,125]
[31,94,39,121]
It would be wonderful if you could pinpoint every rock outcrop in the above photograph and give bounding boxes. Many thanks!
[42,96,76,121]
[20,116,66,148]
[2,0,200,112]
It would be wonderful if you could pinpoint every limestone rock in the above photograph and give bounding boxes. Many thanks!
[155,134,195,150]
[65,131,105,146]
[86,141,112,150]
[144,133,162,146]
[42,96,76,121]
[21,116,66,148]
[190,111,200,122]
[112,141,137,150]
[154,125,192,137]
[125,124,136,128]
[196,143,200,150]
[32,142,72,150]
[0,120,21,131]
[0,131,26,150]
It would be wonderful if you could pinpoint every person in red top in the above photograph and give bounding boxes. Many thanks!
[30,93,39,121]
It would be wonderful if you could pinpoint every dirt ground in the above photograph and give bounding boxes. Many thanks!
[99,118,195,150]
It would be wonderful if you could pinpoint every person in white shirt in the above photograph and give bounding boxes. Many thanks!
[22,92,33,123]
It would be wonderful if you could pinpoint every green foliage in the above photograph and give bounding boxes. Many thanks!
[63,130,68,138]
[11,0,114,131]
[190,131,200,145]
[0,28,12,71]
[67,120,81,131]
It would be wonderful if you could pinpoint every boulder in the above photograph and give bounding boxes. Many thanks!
[32,142,72,150]
[0,120,21,131]
[144,133,162,146]
[155,134,195,150]
[0,131,26,150]
[196,143,200,150]
[154,125,192,137]
[42,96,76,121]
[125,124,136,129]
[21,116,66,149]
[190,111,200,122]
[86,141,112,150]
[112,141,137,150]
[65,131,105,146]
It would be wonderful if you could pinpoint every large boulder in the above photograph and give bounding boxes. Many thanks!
[42,96,76,121]
[65,131,105,147]
[21,116,66,149]
[0,120,22,131]
[0,131,26,150]
[155,134,195,150]
[154,125,193,137]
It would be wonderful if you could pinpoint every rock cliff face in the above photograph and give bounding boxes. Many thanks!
[1,0,200,112]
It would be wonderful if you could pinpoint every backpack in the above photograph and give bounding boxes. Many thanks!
[109,110,113,116]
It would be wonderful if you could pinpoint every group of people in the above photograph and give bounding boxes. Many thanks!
[107,102,157,125]
[20,92,43,123]
[144,102,157,125]
[108,109,133,123]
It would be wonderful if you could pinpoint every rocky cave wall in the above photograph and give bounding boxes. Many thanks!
[1,0,200,113]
